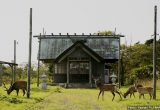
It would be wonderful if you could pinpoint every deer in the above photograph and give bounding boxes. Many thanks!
[134,83,153,100]
[93,77,122,101]
[3,81,27,96]
[123,84,143,98]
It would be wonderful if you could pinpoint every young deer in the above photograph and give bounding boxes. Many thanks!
[134,84,153,100]
[94,78,122,101]
[3,81,27,96]
[124,84,143,98]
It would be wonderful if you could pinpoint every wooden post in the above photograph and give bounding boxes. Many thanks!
[37,35,41,87]
[11,65,14,83]
[66,59,69,87]
[153,5,157,100]
[27,8,32,98]
[89,61,92,86]
[37,60,40,87]
[0,64,2,86]
[118,37,121,88]
[52,63,55,83]
[13,40,17,82]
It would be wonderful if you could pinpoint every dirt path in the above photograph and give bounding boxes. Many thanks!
[27,90,102,110]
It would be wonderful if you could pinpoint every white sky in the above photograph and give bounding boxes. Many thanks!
[0,0,159,64]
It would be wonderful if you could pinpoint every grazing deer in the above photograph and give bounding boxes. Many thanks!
[94,78,122,101]
[134,83,153,100]
[124,84,143,98]
[3,81,27,96]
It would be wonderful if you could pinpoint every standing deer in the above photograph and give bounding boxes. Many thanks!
[123,84,143,98]
[3,81,27,96]
[134,83,153,100]
[94,78,122,101]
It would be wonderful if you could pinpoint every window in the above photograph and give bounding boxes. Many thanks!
[55,63,66,74]
[69,61,89,74]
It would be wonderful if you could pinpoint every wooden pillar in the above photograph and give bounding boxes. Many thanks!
[102,62,105,83]
[89,61,92,86]
[118,37,121,89]
[11,65,14,83]
[37,36,41,87]
[37,60,40,87]
[0,64,2,86]
[66,59,69,86]
[52,63,55,83]
[13,40,17,82]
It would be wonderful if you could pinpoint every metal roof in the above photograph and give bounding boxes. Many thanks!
[35,35,122,60]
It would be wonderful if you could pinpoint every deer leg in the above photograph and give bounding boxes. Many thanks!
[23,89,25,96]
[130,93,132,98]
[98,90,102,100]
[111,92,115,101]
[149,93,152,100]
[102,91,104,101]
[133,93,135,98]
[16,89,19,96]
[139,94,141,99]
[143,94,145,99]
[115,91,122,100]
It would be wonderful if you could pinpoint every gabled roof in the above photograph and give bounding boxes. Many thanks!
[55,41,104,63]
[38,36,120,60]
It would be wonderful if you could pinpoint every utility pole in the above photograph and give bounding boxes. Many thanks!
[13,40,17,83]
[153,5,157,100]
[27,8,32,98]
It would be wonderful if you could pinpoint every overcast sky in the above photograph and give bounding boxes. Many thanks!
[0,0,159,64]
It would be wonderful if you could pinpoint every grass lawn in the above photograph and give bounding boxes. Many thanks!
[0,84,160,110]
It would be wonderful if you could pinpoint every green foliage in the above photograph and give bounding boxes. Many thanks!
[95,30,114,35]
[131,65,153,80]
[1,62,52,83]
[145,38,153,45]
[0,95,23,103]
[54,86,62,93]
[122,39,160,85]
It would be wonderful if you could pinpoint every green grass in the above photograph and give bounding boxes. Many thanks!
[0,85,160,110]
[0,84,55,110]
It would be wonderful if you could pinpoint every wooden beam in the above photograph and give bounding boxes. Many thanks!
[118,38,121,89]
[33,35,125,38]
[13,40,17,83]
[37,35,41,87]
[89,61,92,87]
[66,59,69,86]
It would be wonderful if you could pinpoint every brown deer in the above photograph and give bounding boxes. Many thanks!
[123,84,143,98]
[3,81,27,96]
[134,84,153,100]
[94,78,122,101]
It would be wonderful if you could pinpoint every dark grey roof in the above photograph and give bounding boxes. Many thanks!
[38,35,120,60]
[55,41,104,62]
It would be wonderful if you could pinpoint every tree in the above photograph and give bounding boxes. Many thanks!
[122,38,160,85]
[95,30,114,35]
